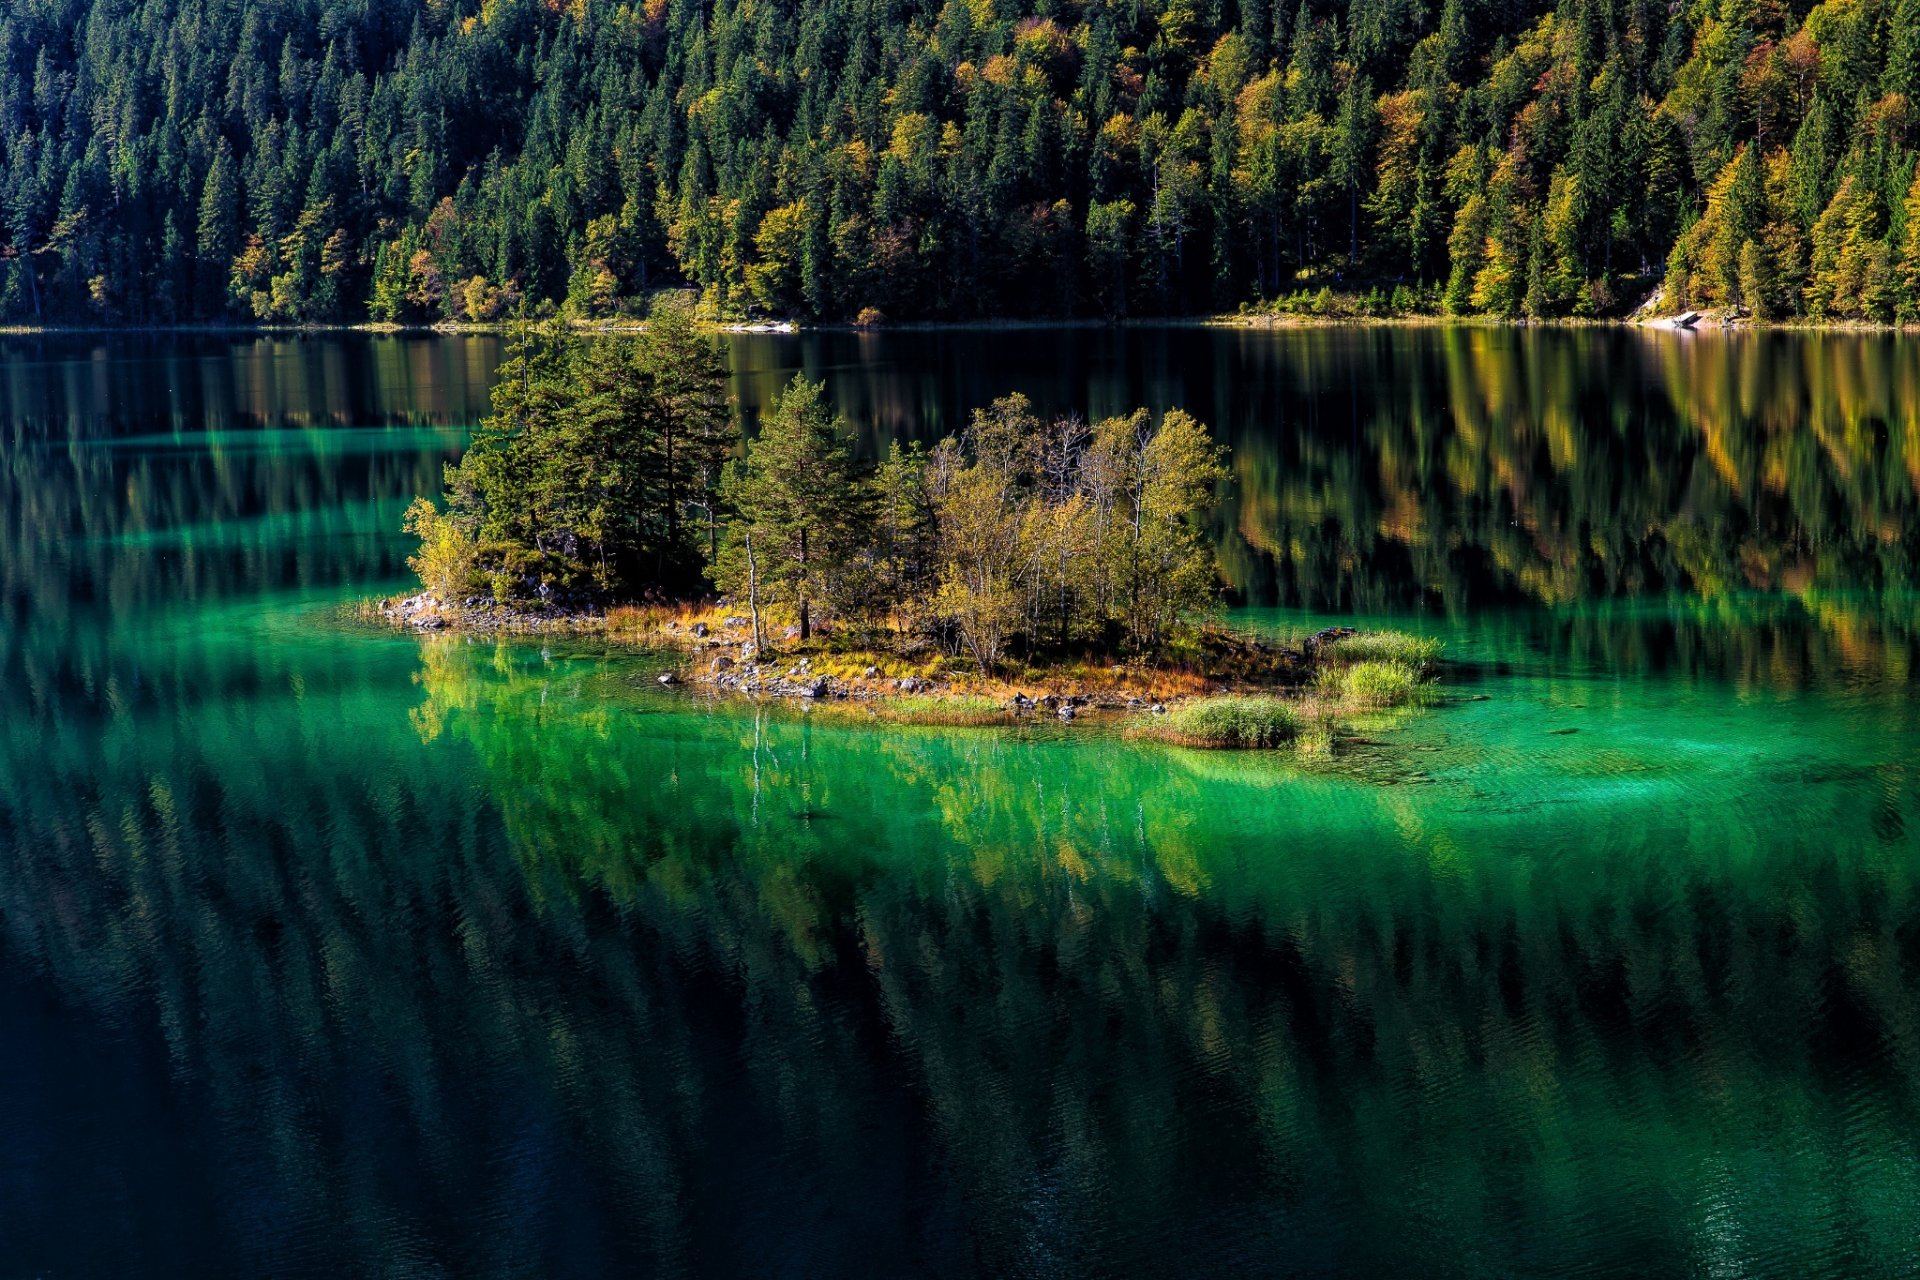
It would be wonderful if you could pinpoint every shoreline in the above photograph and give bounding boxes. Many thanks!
[3,311,1913,340]
[366,593,1444,751]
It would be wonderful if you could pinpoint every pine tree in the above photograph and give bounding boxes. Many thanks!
[195,143,240,316]
[715,376,864,642]
[1332,75,1374,269]
[1524,218,1551,319]
[1738,240,1774,319]
[635,305,734,580]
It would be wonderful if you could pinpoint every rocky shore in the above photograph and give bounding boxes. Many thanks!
[665,614,1346,722]
[361,593,1436,748]
[692,639,1165,720]
[376,591,605,634]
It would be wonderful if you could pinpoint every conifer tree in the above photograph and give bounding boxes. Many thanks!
[17,0,1920,324]
[714,376,863,641]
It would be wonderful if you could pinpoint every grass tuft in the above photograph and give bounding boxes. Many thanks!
[1325,658,1438,709]
[860,694,1009,726]
[340,597,388,624]
[1316,630,1442,668]
[1146,695,1307,748]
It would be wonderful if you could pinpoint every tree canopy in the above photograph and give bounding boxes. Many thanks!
[409,362,1230,667]
[405,309,733,601]
[12,0,1920,323]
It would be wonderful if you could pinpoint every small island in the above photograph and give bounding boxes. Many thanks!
[379,309,1441,750]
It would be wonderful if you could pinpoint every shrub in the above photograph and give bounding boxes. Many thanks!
[403,498,480,600]
[1151,695,1305,748]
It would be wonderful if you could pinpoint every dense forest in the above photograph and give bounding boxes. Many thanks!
[4,0,1920,323]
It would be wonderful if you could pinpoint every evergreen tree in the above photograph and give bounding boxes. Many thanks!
[10,0,1920,324]
[196,142,241,316]
[715,376,864,641]
[405,317,735,599]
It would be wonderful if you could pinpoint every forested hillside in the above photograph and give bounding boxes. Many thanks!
[2,0,1917,324]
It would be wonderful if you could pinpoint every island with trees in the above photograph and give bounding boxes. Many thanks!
[381,311,1441,750]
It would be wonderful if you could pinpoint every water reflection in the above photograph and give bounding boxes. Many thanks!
[0,332,500,435]
[6,327,1919,695]
[3,632,1918,1274]
[5,329,1920,1273]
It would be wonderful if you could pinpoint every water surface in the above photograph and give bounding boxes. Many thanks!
[1,328,1917,1276]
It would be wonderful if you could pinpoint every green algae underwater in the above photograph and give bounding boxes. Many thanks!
[3,326,1920,1277]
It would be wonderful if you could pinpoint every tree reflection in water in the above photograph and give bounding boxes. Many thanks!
[2,328,1919,1273]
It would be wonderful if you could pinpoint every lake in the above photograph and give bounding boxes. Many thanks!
[2,326,1918,1276]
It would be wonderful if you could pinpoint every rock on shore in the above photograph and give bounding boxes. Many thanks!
[376,592,599,633]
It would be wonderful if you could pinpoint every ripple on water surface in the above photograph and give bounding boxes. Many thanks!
[5,329,1920,1275]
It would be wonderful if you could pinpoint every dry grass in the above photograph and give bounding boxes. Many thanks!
[602,600,732,639]
[847,694,1011,726]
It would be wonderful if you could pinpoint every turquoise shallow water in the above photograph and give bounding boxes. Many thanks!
[2,329,1919,1276]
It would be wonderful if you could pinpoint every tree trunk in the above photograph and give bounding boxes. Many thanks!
[1349,186,1359,267]
[663,411,677,577]
[1059,570,1069,652]
[746,529,766,653]
[798,525,810,640]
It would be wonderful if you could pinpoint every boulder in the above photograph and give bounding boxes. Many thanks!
[691,622,709,637]
[1304,626,1358,655]
[1056,704,1076,722]
[805,677,831,698]
[657,672,677,685]
[709,655,734,672]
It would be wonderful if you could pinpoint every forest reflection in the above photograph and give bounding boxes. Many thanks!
[6,329,1920,1273]
[8,331,1920,614]
[4,630,1918,1272]
[5,327,1918,705]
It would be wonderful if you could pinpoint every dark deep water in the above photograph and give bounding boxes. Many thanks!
[3,327,1920,1276]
